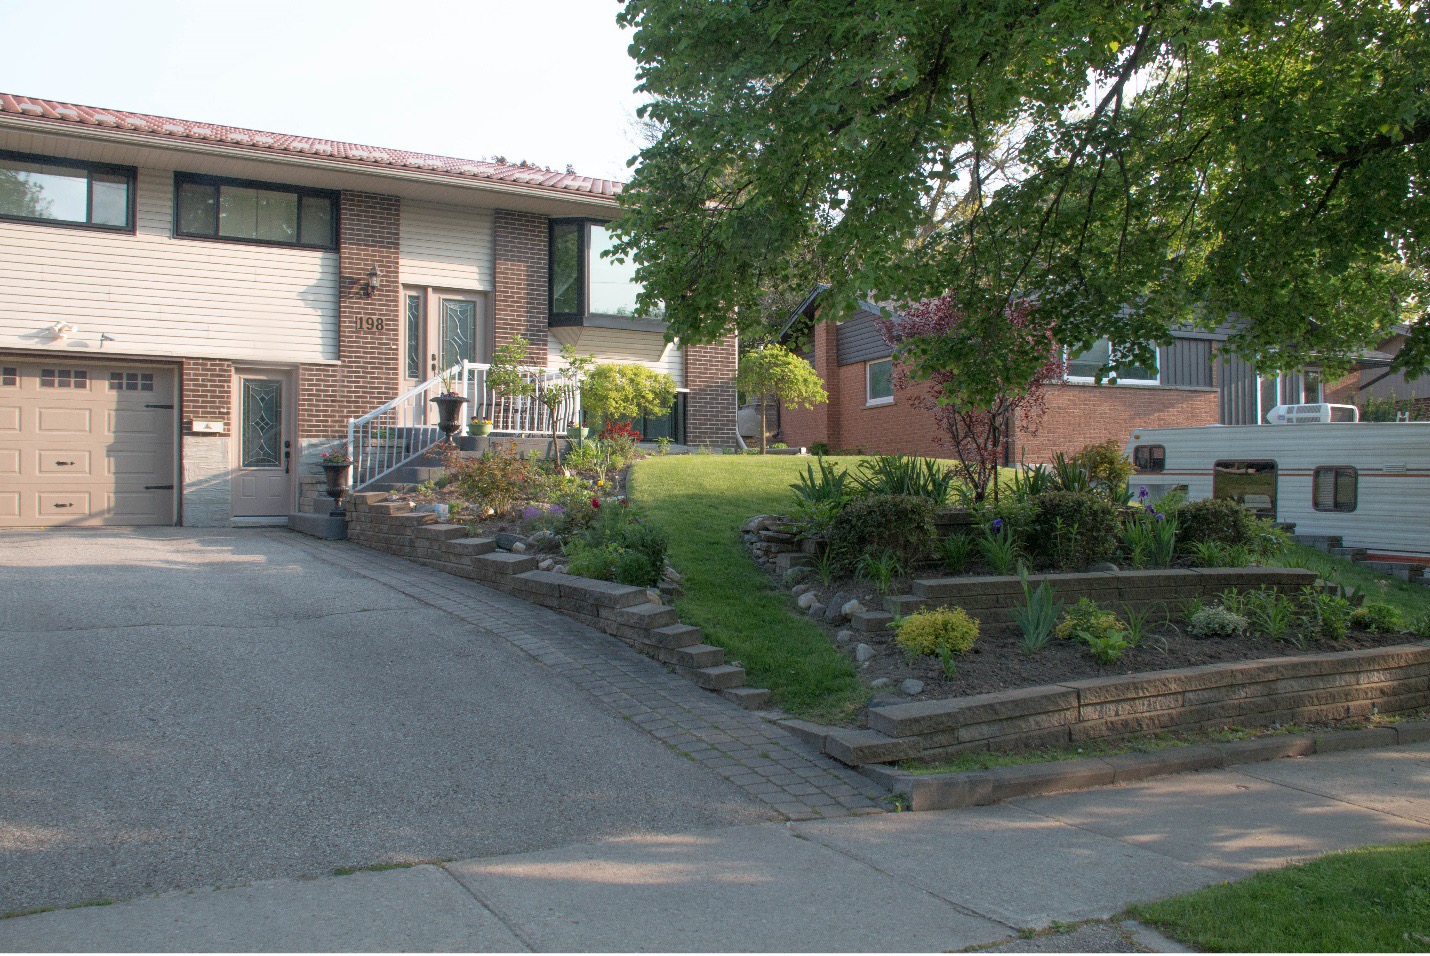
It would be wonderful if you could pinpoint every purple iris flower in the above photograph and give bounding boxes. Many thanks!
[1155,512,1165,522]
[991,517,1004,534]
[1138,485,1149,500]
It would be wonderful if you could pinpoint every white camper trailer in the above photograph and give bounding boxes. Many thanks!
[1125,409,1430,558]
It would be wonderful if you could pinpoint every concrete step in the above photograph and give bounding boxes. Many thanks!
[287,512,346,540]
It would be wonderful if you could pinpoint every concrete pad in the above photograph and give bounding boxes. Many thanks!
[1011,766,1430,875]
[1232,741,1430,824]
[795,804,1224,927]
[0,865,525,953]
[446,823,1007,952]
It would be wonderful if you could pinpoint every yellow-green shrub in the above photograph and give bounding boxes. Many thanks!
[894,606,980,665]
[1055,597,1128,643]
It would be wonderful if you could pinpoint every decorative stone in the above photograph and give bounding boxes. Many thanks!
[538,558,555,570]
[662,566,683,584]
[528,530,563,553]
[511,541,528,553]
[1088,561,1120,573]
[836,629,855,644]
[494,532,524,551]
[783,567,812,587]
[842,599,866,617]
[855,643,876,662]
[807,602,825,617]
[900,679,924,696]
[871,678,892,688]
[796,590,819,609]
[792,583,814,598]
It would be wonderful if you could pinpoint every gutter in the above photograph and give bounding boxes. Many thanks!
[0,114,622,210]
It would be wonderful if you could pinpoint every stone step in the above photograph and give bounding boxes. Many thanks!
[721,687,772,710]
[682,664,746,691]
[645,624,705,649]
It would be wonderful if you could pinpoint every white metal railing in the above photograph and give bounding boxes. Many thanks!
[346,361,581,490]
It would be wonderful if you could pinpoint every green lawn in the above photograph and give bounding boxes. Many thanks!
[1129,841,1430,952]
[628,454,869,721]
[1272,543,1430,621]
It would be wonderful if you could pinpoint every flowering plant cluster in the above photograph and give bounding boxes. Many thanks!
[598,421,643,442]
[320,449,352,466]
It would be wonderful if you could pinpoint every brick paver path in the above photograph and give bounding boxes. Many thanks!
[280,532,888,819]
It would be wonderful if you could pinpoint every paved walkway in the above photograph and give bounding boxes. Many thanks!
[3,741,1425,951]
[279,532,886,818]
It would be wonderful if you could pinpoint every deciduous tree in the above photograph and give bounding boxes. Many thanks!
[735,344,828,452]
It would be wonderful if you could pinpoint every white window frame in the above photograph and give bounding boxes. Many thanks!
[866,357,894,407]
[1064,338,1160,386]
[1255,372,1324,424]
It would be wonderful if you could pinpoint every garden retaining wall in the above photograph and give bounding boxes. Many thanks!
[344,492,765,706]
[800,642,1430,765]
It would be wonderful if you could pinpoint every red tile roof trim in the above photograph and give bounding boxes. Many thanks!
[0,92,623,199]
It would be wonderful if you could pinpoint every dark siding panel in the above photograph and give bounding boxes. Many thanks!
[1219,354,1260,424]
[1161,338,1214,388]
[836,310,893,365]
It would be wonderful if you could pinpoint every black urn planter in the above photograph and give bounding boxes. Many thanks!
[430,392,469,444]
[321,462,352,517]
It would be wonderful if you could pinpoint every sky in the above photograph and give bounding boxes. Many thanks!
[0,0,649,182]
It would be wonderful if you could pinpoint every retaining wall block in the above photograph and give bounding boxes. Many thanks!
[869,686,1080,738]
[557,577,651,609]
[645,624,705,649]
[601,602,680,630]
[470,552,539,575]
[444,537,497,556]
[414,523,470,541]
[682,664,747,691]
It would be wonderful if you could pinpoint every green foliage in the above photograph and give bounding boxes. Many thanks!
[940,533,974,574]
[1411,610,1430,638]
[1241,588,1299,644]
[849,455,958,503]
[1351,602,1405,633]
[790,457,853,538]
[1178,498,1257,548]
[581,363,677,429]
[612,1,1430,381]
[826,494,936,573]
[894,607,979,675]
[976,526,1021,576]
[1026,491,1119,569]
[446,443,538,514]
[736,344,827,452]
[1120,603,1161,647]
[1011,568,1063,655]
[1187,605,1250,639]
[1083,631,1133,665]
[1361,393,1423,422]
[486,335,537,401]
[613,549,659,588]
[1056,597,1130,653]
[565,501,669,588]
[1188,541,1254,568]
[855,549,903,594]
[1074,440,1136,493]
[1299,588,1353,643]
[1122,511,1177,568]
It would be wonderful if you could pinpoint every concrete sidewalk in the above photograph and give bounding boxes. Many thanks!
[3,741,1426,952]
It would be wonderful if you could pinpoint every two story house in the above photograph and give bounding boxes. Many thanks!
[0,93,737,528]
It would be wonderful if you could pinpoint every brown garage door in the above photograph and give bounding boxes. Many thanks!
[0,360,176,527]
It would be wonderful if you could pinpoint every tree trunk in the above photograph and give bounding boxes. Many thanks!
[759,396,768,454]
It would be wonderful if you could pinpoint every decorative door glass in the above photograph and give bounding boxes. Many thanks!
[241,380,283,468]
[439,299,476,370]
[405,293,424,380]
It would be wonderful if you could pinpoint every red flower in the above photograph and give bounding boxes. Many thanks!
[591,497,601,509]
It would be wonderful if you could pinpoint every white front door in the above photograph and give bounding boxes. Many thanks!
[232,371,293,517]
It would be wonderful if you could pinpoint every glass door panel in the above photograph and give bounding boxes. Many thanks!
[439,299,477,369]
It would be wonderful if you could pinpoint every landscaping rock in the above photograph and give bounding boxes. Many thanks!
[836,629,855,644]
[792,583,815,599]
[511,541,528,553]
[783,567,811,587]
[871,678,892,688]
[855,643,876,662]
[870,694,902,709]
[842,598,866,617]
[528,530,563,553]
[807,602,825,617]
[900,679,924,696]
[494,532,524,551]
[1088,561,1120,573]
[538,558,555,571]
[796,590,820,609]
[662,566,683,584]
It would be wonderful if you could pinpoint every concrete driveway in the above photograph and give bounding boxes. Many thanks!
[0,529,768,913]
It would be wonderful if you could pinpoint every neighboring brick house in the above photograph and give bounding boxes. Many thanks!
[0,93,736,528]
[774,288,1222,462]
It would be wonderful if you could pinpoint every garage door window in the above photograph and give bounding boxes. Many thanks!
[40,368,88,388]
[1,367,15,387]
[109,371,155,392]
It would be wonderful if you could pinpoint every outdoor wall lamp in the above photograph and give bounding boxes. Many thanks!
[364,265,382,297]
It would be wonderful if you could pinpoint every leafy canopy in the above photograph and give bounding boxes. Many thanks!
[612,0,1430,376]
[735,344,828,408]
[581,362,678,425]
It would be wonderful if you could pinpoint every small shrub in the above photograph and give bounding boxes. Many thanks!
[564,500,668,587]
[1299,588,1353,643]
[1247,515,1292,561]
[1056,597,1128,644]
[855,550,903,594]
[1012,568,1063,654]
[1074,439,1136,493]
[941,533,975,573]
[1410,610,1430,638]
[826,494,936,572]
[1351,602,1404,633]
[446,443,538,514]
[1187,604,1250,639]
[1084,631,1133,664]
[1188,541,1254,568]
[850,455,958,503]
[598,420,642,443]
[894,606,980,677]
[1241,588,1298,643]
[564,540,621,581]
[1027,491,1119,569]
[613,549,658,587]
[790,457,851,537]
[1178,497,1257,548]
[977,521,1021,575]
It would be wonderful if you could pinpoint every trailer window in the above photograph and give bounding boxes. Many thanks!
[1312,467,1357,513]
[1213,460,1277,520]
[1132,444,1165,473]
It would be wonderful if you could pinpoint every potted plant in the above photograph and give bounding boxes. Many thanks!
[429,373,467,444]
[470,417,494,437]
[319,449,352,516]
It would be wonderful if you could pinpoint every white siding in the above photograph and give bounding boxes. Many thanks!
[0,166,338,364]
[549,327,685,388]
[399,200,494,291]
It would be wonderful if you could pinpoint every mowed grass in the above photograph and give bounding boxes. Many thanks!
[1272,543,1430,621]
[1128,841,1430,952]
[629,454,869,721]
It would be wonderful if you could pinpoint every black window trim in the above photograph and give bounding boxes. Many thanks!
[1133,443,1166,473]
[172,171,339,250]
[1312,465,1358,513]
[0,148,137,234]
[1212,458,1279,521]
[549,217,593,324]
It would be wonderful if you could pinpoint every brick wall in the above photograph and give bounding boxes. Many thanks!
[684,334,739,447]
[778,319,837,448]
[181,358,233,433]
[298,192,401,439]
[493,210,549,362]
[1012,383,1221,463]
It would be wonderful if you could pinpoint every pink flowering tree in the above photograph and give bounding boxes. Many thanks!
[875,294,1065,502]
